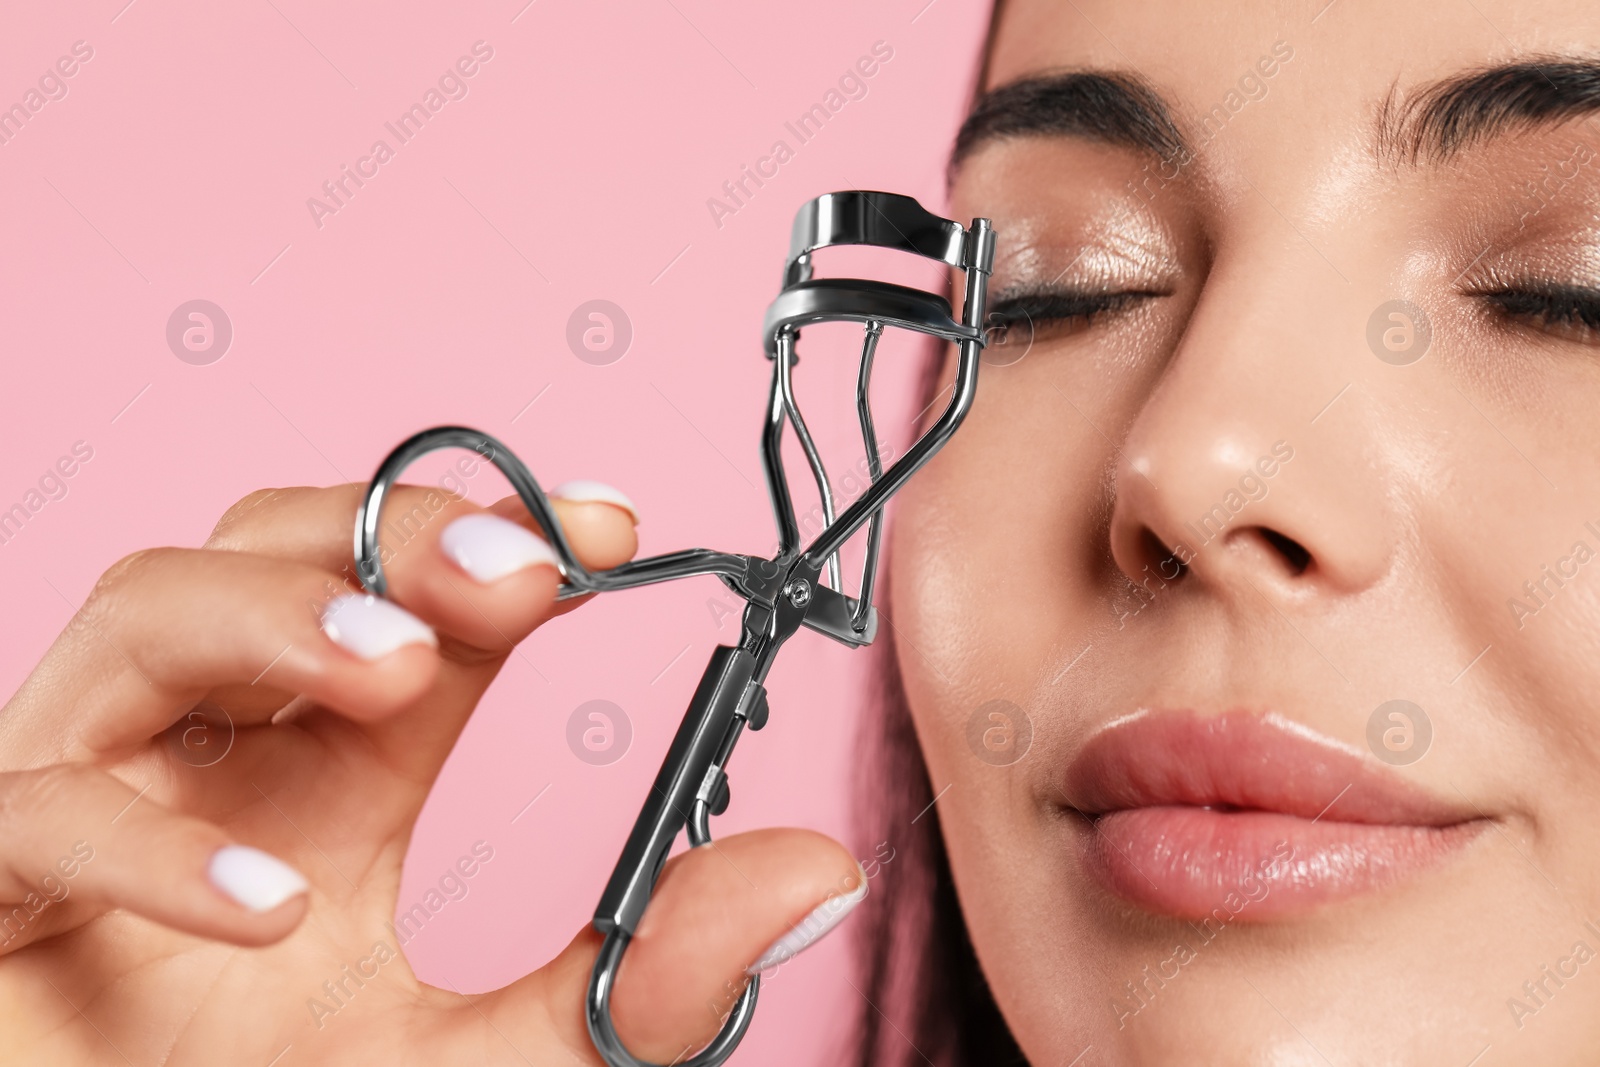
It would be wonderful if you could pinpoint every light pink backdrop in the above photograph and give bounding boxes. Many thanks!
[0,1,985,1063]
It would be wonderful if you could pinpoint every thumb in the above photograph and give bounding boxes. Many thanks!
[513,828,866,1064]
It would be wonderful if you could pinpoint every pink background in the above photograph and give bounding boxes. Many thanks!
[0,1,986,1063]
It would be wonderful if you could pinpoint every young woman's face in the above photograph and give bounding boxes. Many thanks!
[889,0,1600,1061]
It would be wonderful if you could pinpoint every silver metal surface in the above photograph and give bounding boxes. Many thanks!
[351,191,994,1067]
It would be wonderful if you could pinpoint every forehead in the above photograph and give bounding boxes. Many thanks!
[984,0,1600,166]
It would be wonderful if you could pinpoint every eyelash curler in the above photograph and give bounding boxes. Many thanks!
[352,190,994,1067]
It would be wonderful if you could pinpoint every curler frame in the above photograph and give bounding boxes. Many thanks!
[351,191,993,1067]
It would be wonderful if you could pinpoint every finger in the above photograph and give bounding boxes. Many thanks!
[204,483,637,656]
[381,489,636,656]
[495,829,866,1064]
[0,765,308,956]
[484,489,637,620]
[200,483,638,778]
[5,547,440,759]
[206,483,639,576]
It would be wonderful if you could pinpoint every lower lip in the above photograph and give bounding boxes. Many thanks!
[1084,806,1481,920]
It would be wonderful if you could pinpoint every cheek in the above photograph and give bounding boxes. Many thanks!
[885,359,1126,876]
[888,356,1123,729]
[887,414,1042,748]
[891,454,1110,1054]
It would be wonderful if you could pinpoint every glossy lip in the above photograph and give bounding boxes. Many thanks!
[1063,710,1487,920]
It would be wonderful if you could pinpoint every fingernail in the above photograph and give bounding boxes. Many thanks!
[440,513,559,583]
[747,872,869,975]
[320,594,437,660]
[209,844,309,912]
[549,480,639,524]
[269,695,313,726]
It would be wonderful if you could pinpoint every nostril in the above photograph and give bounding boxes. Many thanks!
[1260,527,1312,576]
[1138,527,1189,581]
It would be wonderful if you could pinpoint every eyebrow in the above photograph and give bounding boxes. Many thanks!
[951,59,1600,178]
[949,70,1185,180]
[1378,58,1600,164]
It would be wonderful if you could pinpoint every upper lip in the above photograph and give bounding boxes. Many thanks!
[1062,709,1477,827]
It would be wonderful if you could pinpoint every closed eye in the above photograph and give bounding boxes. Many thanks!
[1474,284,1600,346]
[985,287,1167,345]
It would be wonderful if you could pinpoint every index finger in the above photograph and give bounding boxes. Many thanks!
[204,482,639,579]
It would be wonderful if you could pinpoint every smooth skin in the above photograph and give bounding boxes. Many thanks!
[890,0,1600,1064]
[0,485,860,1065]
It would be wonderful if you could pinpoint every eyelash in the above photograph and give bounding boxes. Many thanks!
[984,289,1161,339]
[1473,284,1600,346]
[989,284,1600,348]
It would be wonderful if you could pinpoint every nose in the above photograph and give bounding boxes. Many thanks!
[1108,253,1394,608]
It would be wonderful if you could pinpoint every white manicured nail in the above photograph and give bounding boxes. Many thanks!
[209,845,309,912]
[747,874,869,975]
[269,694,313,726]
[320,594,436,660]
[550,480,639,524]
[440,513,559,583]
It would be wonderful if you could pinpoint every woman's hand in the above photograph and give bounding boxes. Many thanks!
[0,483,861,1065]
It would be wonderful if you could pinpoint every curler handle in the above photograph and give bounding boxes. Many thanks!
[592,645,757,937]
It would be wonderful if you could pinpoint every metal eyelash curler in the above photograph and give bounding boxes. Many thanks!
[351,191,994,1067]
